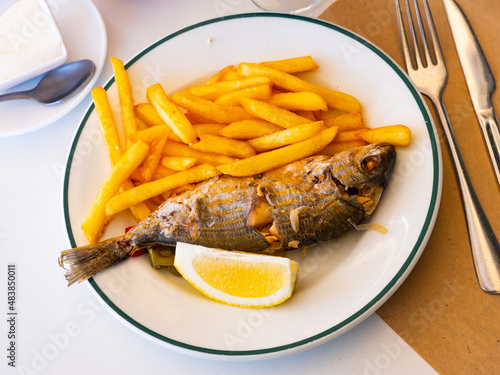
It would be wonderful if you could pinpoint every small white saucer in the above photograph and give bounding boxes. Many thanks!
[0,0,107,137]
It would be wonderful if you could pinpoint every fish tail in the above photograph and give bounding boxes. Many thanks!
[58,236,131,286]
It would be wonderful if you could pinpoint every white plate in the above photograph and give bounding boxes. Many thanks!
[0,0,106,137]
[63,14,442,360]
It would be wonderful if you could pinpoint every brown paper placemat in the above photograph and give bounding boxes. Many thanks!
[320,0,500,373]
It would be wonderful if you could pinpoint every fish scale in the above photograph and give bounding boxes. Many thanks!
[265,173,365,247]
[151,176,268,251]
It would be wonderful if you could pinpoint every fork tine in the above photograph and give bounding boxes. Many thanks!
[412,0,433,66]
[422,0,445,63]
[403,0,424,69]
[395,0,414,71]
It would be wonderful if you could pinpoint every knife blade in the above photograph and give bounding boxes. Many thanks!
[442,0,500,187]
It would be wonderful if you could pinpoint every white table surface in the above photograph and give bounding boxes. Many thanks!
[0,1,438,374]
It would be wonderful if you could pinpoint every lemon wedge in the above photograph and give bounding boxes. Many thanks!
[174,243,299,308]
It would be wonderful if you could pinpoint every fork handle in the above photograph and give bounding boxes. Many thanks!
[435,98,500,293]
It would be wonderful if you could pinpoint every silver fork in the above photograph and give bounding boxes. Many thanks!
[395,0,500,293]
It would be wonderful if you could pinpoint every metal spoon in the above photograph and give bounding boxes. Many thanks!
[0,59,96,104]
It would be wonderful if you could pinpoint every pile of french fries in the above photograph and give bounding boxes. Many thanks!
[81,56,411,244]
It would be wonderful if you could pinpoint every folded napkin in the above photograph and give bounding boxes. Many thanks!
[320,1,500,374]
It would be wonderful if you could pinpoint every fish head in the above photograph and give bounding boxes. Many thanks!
[330,142,396,216]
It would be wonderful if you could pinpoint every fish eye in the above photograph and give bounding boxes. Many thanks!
[362,155,381,172]
[346,186,359,195]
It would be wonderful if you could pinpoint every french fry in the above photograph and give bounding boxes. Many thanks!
[266,91,328,112]
[105,164,220,216]
[294,110,317,122]
[248,121,324,153]
[110,57,137,147]
[184,112,215,125]
[206,65,235,84]
[214,83,272,106]
[312,110,323,120]
[91,86,122,163]
[144,198,160,212]
[356,125,412,146]
[152,165,177,180]
[188,76,272,101]
[170,183,195,196]
[161,156,197,171]
[224,68,241,81]
[81,141,150,243]
[237,62,361,113]
[219,120,284,139]
[128,124,182,144]
[132,165,171,182]
[163,140,238,165]
[146,83,198,145]
[316,140,367,155]
[150,195,165,206]
[130,167,144,181]
[334,129,368,143]
[323,113,363,131]
[120,182,152,222]
[171,91,255,123]
[136,118,150,131]
[193,123,226,136]
[259,56,319,73]
[139,136,168,183]
[240,97,312,128]
[134,103,164,126]
[191,134,256,159]
[313,85,362,114]
[91,86,151,223]
[217,127,338,177]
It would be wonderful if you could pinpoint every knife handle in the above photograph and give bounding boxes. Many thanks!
[477,107,500,188]
[436,99,500,293]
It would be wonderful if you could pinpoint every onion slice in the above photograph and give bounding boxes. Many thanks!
[289,206,309,232]
[348,218,388,234]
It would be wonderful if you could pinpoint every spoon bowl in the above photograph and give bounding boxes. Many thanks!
[0,59,96,104]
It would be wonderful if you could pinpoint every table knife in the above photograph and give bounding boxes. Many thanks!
[442,0,500,188]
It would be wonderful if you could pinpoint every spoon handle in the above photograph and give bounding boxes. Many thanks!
[0,91,30,103]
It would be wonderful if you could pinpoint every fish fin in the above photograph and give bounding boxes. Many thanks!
[58,236,130,286]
